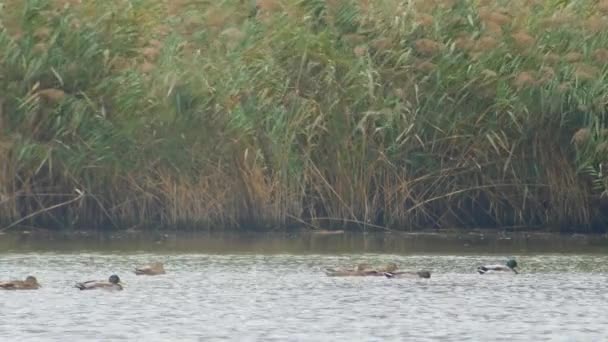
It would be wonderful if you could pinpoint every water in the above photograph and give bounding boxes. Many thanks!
[1,232,608,341]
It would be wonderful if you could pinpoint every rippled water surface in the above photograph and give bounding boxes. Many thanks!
[1,250,608,341]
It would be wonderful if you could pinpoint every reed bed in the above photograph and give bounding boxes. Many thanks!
[0,0,607,231]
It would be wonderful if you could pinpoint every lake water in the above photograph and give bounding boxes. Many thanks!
[1,231,607,341]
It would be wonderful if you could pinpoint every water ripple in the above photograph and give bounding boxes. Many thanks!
[0,254,607,341]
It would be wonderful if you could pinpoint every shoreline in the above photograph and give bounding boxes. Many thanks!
[1,227,607,254]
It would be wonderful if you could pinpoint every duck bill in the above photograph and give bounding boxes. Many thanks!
[512,268,519,274]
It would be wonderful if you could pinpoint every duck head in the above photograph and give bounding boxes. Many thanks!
[506,259,518,269]
[24,276,39,285]
[417,271,431,278]
[109,275,121,284]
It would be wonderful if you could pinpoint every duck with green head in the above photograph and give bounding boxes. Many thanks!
[0,276,40,290]
[75,275,123,291]
[477,259,518,274]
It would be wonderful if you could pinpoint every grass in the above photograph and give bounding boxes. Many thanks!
[0,0,607,232]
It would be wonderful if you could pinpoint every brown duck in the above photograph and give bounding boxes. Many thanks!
[325,263,398,277]
[384,270,432,279]
[134,262,166,275]
[0,276,41,290]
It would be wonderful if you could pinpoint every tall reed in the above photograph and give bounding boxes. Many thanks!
[0,0,607,231]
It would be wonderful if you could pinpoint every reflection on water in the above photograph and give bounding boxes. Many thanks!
[0,230,607,254]
[1,253,608,341]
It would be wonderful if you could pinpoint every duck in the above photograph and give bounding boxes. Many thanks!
[384,270,431,279]
[325,268,379,277]
[134,262,166,275]
[376,262,399,273]
[75,274,123,291]
[477,259,518,274]
[325,263,399,277]
[0,276,40,290]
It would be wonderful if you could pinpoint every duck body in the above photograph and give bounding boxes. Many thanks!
[0,276,40,290]
[384,271,431,279]
[325,263,399,277]
[477,259,518,274]
[325,269,383,277]
[75,275,123,291]
[134,262,166,275]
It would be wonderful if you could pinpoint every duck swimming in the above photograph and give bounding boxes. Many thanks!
[325,263,399,277]
[384,270,431,279]
[0,276,40,290]
[477,259,518,274]
[134,262,166,275]
[325,267,379,277]
[75,274,123,291]
[376,263,398,273]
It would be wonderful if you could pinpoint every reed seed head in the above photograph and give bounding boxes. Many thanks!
[414,38,443,56]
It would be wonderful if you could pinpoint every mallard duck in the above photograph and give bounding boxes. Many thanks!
[477,259,518,274]
[75,274,123,291]
[384,270,431,279]
[134,262,166,275]
[0,276,40,290]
